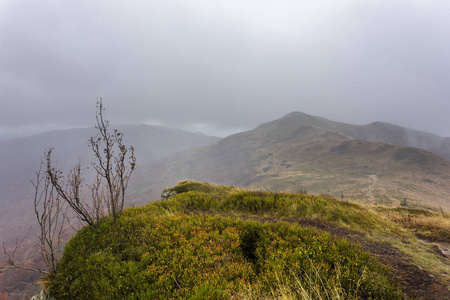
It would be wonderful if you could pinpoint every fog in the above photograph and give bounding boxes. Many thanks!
[1,0,450,139]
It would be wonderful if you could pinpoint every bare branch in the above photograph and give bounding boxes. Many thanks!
[46,98,136,226]
[33,162,69,275]
[1,99,136,280]
[46,150,96,227]
[2,228,49,275]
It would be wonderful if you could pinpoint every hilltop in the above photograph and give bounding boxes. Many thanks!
[46,181,450,299]
[133,112,450,210]
[0,125,219,297]
[267,112,450,159]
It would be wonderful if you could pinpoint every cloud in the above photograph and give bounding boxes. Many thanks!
[1,0,450,139]
[0,123,88,140]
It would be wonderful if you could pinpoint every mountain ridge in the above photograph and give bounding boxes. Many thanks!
[262,111,450,159]
[0,123,220,257]
[0,124,221,296]
[134,112,450,210]
[2,111,450,297]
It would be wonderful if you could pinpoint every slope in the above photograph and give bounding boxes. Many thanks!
[48,181,450,299]
[268,112,450,159]
[136,113,450,210]
[0,125,219,297]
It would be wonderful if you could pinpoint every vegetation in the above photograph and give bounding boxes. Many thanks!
[1,100,137,299]
[160,181,397,234]
[374,206,450,241]
[160,182,450,289]
[46,99,136,227]
[47,181,410,299]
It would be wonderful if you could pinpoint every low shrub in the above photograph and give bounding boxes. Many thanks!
[49,212,403,299]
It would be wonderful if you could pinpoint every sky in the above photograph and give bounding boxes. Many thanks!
[1,0,450,139]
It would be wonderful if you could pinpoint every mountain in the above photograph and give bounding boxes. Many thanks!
[135,112,450,210]
[0,124,220,295]
[256,111,450,159]
[3,113,450,297]
[0,123,219,224]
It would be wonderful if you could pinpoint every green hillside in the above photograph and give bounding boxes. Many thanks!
[46,181,450,299]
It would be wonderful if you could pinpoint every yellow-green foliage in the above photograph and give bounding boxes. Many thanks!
[48,182,404,299]
[161,181,397,234]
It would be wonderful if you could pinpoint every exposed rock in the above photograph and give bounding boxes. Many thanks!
[161,188,177,200]
[31,290,55,300]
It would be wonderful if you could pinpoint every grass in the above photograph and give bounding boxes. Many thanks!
[373,206,450,241]
[157,181,400,235]
[370,206,450,282]
[166,183,450,284]
[47,181,407,299]
[235,261,365,300]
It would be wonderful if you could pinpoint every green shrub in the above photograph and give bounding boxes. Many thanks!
[49,212,403,299]
[166,182,395,233]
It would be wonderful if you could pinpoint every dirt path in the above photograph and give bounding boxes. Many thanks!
[209,212,450,299]
[364,148,393,204]
[276,217,449,300]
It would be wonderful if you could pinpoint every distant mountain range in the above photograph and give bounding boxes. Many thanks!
[2,112,450,245]
[133,112,450,210]
[3,112,450,238]
[2,111,450,295]
[0,124,219,250]
[275,112,450,159]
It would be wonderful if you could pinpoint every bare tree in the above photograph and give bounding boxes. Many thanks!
[45,150,97,227]
[1,161,68,276]
[46,99,136,226]
[33,163,68,275]
[1,228,46,275]
[88,100,136,223]
[1,99,136,282]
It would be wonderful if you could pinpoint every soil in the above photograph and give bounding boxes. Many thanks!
[210,212,450,300]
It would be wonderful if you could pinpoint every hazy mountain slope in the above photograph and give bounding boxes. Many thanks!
[270,112,450,159]
[0,124,220,296]
[0,124,219,247]
[136,113,450,210]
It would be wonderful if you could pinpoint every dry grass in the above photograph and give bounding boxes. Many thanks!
[373,207,450,241]
[368,206,450,287]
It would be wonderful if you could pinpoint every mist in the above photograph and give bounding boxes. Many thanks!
[1,0,450,139]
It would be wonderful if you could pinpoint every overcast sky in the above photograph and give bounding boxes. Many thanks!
[1,0,450,139]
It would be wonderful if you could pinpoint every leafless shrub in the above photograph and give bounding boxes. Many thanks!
[46,99,136,226]
[1,99,136,279]
[33,163,68,275]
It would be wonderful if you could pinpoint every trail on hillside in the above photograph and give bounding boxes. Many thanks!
[364,147,394,204]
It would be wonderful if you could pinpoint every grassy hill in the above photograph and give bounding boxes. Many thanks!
[46,181,450,299]
[0,125,219,297]
[134,113,450,210]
